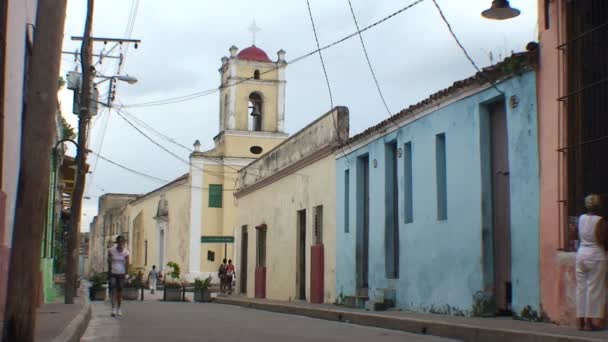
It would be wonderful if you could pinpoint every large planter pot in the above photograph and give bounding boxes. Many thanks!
[164,287,183,301]
[194,288,211,302]
[123,287,139,300]
[89,286,106,301]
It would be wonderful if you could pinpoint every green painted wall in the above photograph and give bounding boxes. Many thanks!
[41,155,58,303]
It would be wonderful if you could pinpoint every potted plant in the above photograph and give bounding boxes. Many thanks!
[88,272,107,301]
[163,261,183,301]
[123,267,142,300]
[194,276,212,302]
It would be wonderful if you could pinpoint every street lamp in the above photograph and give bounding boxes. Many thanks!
[95,74,138,85]
[94,74,139,108]
[481,0,520,20]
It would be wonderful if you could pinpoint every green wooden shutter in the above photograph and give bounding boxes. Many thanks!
[209,184,223,208]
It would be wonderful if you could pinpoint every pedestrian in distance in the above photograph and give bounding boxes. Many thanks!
[148,265,158,294]
[226,259,235,295]
[572,194,607,331]
[218,258,228,294]
[108,235,130,317]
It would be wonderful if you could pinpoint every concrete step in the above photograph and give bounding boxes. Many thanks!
[344,295,369,309]
[365,300,388,311]
[356,287,369,297]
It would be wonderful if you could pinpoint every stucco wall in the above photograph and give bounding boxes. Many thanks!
[127,181,190,277]
[0,0,38,321]
[537,0,572,324]
[236,155,337,303]
[336,71,539,316]
[233,107,348,303]
[239,107,349,189]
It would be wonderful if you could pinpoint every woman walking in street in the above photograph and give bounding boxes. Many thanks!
[574,194,607,331]
[226,259,235,294]
[147,265,158,294]
[108,235,130,317]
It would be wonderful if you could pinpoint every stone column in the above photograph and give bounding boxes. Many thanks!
[188,141,204,279]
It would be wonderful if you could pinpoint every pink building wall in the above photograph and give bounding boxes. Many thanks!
[0,0,38,321]
[537,0,605,325]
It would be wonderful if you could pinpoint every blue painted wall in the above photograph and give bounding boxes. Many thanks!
[335,71,539,316]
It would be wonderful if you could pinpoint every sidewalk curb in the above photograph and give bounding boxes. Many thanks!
[214,297,604,342]
[51,294,92,342]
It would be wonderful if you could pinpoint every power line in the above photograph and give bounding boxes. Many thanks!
[115,101,306,178]
[89,149,168,183]
[346,0,403,139]
[305,0,351,162]
[84,107,110,198]
[306,0,334,108]
[118,0,427,109]
[113,109,236,181]
[430,0,504,95]
[114,105,262,177]
[346,0,392,116]
[88,149,236,192]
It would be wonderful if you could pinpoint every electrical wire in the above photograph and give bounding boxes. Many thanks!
[114,101,307,178]
[430,0,504,95]
[89,150,169,183]
[114,105,259,176]
[305,0,351,163]
[84,107,110,198]
[346,0,392,116]
[118,0,427,109]
[88,149,236,192]
[114,109,236,181]
[306,0,334,108]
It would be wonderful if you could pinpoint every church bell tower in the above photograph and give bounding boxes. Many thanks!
[213,44,288,157]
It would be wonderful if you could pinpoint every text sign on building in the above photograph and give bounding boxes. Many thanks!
[200,236,234,243]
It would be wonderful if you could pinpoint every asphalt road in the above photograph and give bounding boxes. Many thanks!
[81,300,460,342]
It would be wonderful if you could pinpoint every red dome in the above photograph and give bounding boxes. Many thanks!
[237,45,272,63]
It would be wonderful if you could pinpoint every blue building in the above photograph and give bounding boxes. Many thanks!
[335,52,540,317]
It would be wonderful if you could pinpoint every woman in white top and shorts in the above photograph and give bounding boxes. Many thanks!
[108,235,130,317]
[574,194,607,331]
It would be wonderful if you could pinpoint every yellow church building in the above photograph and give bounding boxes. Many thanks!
[88,44,289,282]
[187,44,288,280]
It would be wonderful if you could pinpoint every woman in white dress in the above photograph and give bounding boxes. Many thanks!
[575,194,607,331]
[108,235,130,317]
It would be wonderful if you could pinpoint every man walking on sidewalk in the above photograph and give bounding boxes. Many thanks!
[108,235,130,317]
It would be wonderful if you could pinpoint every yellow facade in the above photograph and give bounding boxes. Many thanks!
[89,45,288,282]
[126,177,190,275]
[233,107,348,303]
[236,155,337,303]
[187,45,288,280]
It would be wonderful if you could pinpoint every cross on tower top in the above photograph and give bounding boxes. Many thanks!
[248,20,261,45]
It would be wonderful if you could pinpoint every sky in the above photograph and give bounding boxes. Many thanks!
[58,0,538,232]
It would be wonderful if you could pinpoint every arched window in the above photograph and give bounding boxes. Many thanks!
[254,70,260,80]
[248,92,263,131]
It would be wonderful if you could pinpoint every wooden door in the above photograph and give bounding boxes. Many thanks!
[297,210,306,300]
[490,101,512,313]
[357,156,370,289]
[240,226,248,294]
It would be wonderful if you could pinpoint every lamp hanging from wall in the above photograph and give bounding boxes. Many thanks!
[481,0,520,20]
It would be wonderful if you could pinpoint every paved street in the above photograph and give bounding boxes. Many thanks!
[81,300,459,342]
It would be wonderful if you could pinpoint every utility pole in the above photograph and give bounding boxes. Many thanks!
[64,0,95,304]
[2,0,68,341]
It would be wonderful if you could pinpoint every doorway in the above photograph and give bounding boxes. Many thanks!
[297,210,306,300]
[240,226,248,294]
[356,155,370,289]
[490,101,512,314]
[158,229,165,272]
